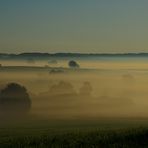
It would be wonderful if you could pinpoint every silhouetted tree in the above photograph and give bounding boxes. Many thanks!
[68,60,79,68]
[0,83,31,116]
[79,82,92,96]
[50,81,76,95]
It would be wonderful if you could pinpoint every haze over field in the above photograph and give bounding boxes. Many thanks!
[0,57,148,121]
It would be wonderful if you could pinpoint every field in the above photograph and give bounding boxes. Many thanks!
[1,115,148,148]
[1,118,148,147]
[1,57,148,147]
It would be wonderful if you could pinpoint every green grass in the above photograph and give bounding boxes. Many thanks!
[0,128,148,148]
[1,118,148,147]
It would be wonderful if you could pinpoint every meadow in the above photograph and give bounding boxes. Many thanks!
[1,119,148,148]
[0,57,148,147]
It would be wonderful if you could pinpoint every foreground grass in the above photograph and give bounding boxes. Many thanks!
[0,128,148,148]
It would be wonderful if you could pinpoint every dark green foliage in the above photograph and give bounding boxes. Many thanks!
[0,128,148,148]
[0,83,31,116]
[68,60,79,68]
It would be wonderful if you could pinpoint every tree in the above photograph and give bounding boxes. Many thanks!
[0,83,31,116]
[68,60,79,68]
[50,81,76,95]
[79,82,92,96]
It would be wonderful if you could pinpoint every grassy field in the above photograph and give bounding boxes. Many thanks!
[1,118,148,148]
[0,64,148,147]
[0,127,148,148]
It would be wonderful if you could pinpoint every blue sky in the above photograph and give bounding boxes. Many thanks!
[0,0,148,53]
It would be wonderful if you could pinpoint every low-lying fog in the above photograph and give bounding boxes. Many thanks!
[0,58,148,121]
[1,57,148,69]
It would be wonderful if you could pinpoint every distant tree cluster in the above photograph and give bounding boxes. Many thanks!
[49,81,76,95]
[40,81,92,98]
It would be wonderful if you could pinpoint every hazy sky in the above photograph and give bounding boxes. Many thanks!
[0,0,148,53]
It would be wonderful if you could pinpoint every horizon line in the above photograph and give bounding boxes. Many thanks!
[1,52,148,55]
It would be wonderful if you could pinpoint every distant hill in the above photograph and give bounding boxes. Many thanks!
[0,52,148,60]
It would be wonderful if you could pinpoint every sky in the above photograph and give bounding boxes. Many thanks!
[0,0,148,53]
